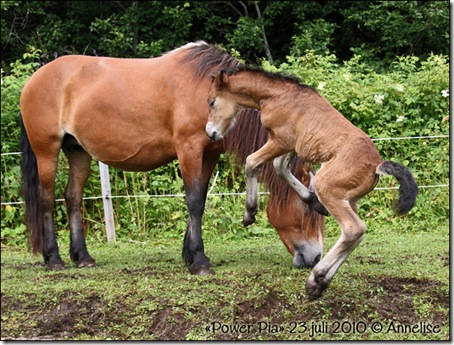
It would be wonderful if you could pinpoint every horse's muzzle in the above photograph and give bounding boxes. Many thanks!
[292,243,322,268]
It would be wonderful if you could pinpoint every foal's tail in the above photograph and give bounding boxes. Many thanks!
[20,114,43,254]
[376,161,418,214]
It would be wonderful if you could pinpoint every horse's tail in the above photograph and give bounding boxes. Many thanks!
[376,160,418,214]
[20,114,43,254]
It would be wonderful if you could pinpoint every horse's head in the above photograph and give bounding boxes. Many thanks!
[268,196,325,268]
[268,203,324,268]
[206,71,244,142]
[265,164,325,269]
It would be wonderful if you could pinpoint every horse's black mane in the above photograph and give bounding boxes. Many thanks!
[178,41,245,80]
[223,109,315,215]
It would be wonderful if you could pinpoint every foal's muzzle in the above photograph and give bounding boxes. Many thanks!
[205,122,223,142]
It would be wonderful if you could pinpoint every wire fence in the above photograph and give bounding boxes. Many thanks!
[1,134,450,207]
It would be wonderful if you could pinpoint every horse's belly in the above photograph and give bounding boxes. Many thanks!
[103,153,177,172]
[80,137,177,172]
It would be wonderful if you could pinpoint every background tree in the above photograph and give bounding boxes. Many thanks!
[1,1,449,71]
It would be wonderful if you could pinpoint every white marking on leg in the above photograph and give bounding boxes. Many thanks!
[273,153,311,200]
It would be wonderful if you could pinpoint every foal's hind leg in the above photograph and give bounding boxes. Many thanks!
[305,195,365,300]
[273,153,329,216]
[63,138,96,268]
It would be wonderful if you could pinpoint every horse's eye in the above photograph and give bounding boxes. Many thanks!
[208,99,215,108]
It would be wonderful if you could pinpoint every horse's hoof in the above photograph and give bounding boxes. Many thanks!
[306,192,330,216]
[306,281,323,300]
[46,261,66,271]
[301,192,329,216]
[189,263,215,275]
[77,258,96,268]
[307,292,323,301]
[306,283,324,301]
[242,212,256,227]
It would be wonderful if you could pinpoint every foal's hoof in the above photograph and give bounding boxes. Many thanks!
[312,202,330,217]
[77,258,96,268]
[306,273,329,301]
[306,286,324,301]
[189,263,215,275]
[306,193,330,217]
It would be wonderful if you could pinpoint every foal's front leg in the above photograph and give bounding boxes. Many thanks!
[273,154,330,216]
[243,140,286,226]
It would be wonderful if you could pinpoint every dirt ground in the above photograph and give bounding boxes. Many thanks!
[1,270,449,340]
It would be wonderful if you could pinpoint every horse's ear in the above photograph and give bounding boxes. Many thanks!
[212,71,228,90]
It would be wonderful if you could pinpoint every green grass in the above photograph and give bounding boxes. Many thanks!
[1,224,449,340]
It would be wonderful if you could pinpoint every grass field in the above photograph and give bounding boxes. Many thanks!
[1,226,449,340]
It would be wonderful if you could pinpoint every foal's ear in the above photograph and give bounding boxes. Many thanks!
[212,71,228,90]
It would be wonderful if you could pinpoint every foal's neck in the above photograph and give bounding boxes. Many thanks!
[228,71,281,109]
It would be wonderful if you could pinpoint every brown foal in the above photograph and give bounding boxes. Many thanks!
[205,67,418,300]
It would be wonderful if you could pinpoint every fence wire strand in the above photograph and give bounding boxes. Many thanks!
[1,134,449,207]
[1,184,449,206]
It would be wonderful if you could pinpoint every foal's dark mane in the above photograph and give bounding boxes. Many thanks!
[177,42,316,93]
[225,65,317,93]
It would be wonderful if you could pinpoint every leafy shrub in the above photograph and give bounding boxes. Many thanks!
[290,19,337,56]
[1,48,42,244]
[1,48,449,247]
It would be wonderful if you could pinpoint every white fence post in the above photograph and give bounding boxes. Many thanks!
[98,161,116,242]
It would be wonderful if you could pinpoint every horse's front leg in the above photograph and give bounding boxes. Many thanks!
[273,153,330,216]
[243,139,286,226]
[243,162,259,226]
[178,144,220,275]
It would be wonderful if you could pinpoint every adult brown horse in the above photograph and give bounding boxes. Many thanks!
[205,66,418,299]
[20,41,324,273]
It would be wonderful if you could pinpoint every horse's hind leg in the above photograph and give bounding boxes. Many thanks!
[273,153,329,216]
[35,152,66,269]
[62,136,96,267]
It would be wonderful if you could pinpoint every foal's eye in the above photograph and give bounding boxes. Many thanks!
[208,99,215,108]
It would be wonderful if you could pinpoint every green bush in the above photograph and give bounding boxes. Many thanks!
[1,48,42,245]
[1,49,449,248]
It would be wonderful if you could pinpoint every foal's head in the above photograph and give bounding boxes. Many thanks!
[206,71,243,142]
